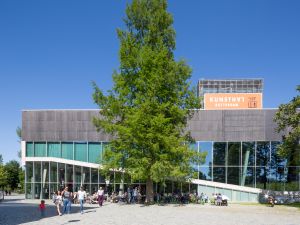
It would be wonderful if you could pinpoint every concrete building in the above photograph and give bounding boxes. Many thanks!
[21,79,299,202]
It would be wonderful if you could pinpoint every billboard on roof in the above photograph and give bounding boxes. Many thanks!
[204,93,262,110]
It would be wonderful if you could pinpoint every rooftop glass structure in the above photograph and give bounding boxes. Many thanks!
[198,78,264,97]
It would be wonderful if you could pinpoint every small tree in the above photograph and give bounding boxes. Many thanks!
[93,0,205,203]
[0,154,7,189]
[16,126,22,159]
[0,154,3,165]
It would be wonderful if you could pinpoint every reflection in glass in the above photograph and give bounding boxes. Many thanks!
[91,168,98,183]
[227,143,241,166]
[227,167,240,185]
[256,167,268,189]
[34,183,41,199]
[256,142,270,167]
[242,167,255,188]
[74,166,81,184]
[268,167,286,191]
[83,167,90,184]
[58,163,65,189]
[242,142,255,167]
[26,162,33,183]
[199,142,212,167]
[213,167,225,183]
[286,167,299,191]
[66,164,73,190]
[50,162,57,183]
[270,142,286,167]
[199,166,212,181]
[34,162,41,182]
[213,142,226,166]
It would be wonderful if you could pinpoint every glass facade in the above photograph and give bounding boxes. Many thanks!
[197,141,300,191]
[25,140,300,199]
[25,161,144,199]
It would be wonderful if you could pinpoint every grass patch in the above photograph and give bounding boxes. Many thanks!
[283,203,300,209]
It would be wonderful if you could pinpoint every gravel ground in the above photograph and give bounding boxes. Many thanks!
[0,194,300,225]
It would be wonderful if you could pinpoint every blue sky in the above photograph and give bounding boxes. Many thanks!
[0,0,299,163]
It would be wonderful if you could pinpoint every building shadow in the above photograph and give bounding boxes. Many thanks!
[0,202,98,225]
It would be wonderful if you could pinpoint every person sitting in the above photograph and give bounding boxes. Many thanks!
[88,192,98,204]
[110,192,118,203]
[216,193,222,206]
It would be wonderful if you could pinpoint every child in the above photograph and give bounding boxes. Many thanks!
[39,200,46,217]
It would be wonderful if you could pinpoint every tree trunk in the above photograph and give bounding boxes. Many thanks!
[145,177,154,204]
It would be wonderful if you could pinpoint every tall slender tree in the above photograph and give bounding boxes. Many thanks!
[93,0,204,203]
[274,85,300,186]
[16,126,22,159]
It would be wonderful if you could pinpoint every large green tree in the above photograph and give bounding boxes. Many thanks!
[274,85,300,186]
[5,160,20,190]
[93,0,204,203]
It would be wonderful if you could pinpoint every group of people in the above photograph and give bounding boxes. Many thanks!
[153,192,208,204]
[109,187,141,204]
[39,187,228,217]
[4,190,11,196]
[43,186,105,217]
[50,186,88,216]
[213,193,228,206]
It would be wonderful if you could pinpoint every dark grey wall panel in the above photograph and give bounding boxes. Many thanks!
[22,109,284,142]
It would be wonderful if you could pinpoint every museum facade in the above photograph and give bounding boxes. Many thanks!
[21,79,299,202]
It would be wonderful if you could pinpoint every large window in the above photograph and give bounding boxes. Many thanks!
[34,142,46,157]
[256,142,270,167]
[34,162,41,182]
[88,143,101,163]
[62,142,73,160]
[48,142,61,158]
[50,162,57,183]
[213,142,226,166]
[227,167,240,185]
[213,167,226,183]
[199,142,212,167]
[74,143,87,162]
[227,142,241,166]
[242,142,255,167]
[26,142,34,157]
[26,162,33,183]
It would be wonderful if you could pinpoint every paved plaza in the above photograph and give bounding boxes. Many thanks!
[0,194,300,225]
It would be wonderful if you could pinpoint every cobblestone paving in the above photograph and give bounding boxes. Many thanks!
[1,194,300,225]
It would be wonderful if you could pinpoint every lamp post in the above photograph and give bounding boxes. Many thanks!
[105,178,110,196]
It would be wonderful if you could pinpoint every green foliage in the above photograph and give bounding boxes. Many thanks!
[0,154,3,165]
[4,160,20,190]
[93,0,204,188]
[0,165,8,188]
[274,85,300,159]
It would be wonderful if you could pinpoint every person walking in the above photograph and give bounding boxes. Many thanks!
[62,186,72,214]
[97,186,104,207]
[55,191,62,216]
[133,187,138,203]
[78,186,87,214]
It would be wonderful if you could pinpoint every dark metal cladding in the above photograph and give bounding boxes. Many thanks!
[22,109,284,142]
